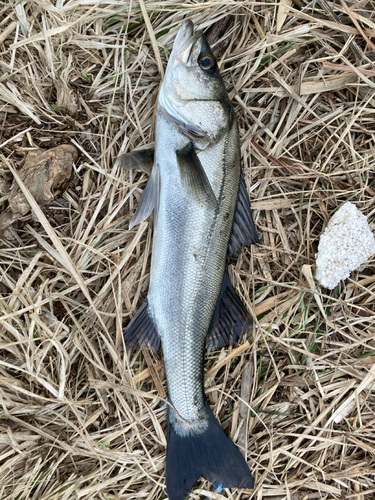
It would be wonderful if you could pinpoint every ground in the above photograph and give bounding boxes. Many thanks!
[0,1,375,499]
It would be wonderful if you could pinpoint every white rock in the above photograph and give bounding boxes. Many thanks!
[315,202,375,289]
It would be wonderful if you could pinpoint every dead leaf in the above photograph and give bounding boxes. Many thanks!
[55,78,79,117]
[322,61,375,77]
[252,198,293,210]
[277,0,293,33]
[244,73,359,97]
[0,144,78,233]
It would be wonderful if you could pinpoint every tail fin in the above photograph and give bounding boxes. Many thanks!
[166,402,254,500]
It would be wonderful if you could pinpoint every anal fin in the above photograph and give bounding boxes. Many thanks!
[123,299,160,353]
[205,272,253,352]
[228,170,259,257]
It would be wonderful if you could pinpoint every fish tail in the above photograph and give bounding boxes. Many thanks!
[166,402,254,500]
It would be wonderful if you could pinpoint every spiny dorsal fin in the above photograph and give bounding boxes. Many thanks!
[123,299,160,353]
[205,272,253,352]
[228,170,259,257]
[176,142,217,210]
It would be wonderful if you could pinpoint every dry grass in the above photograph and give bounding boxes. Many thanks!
[1,1,375,499]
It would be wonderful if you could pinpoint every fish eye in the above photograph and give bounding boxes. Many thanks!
[198,55,214,70]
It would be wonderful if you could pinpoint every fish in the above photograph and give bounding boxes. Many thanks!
[122,20,259,500]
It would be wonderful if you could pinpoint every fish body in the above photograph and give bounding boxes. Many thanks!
[124,20,258,500]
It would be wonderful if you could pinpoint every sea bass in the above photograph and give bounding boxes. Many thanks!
[123,20,258,500]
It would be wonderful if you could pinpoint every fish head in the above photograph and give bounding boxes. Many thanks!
[158,20,233,149]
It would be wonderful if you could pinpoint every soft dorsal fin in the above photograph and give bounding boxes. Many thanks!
[120,148,154,174]
[129,163,160,229]
[176,143,217,210]
[123,299,160,353]
[205,272,253,352]
[228,170,259,257]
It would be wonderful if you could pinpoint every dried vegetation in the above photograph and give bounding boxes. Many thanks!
[1,1,375,499]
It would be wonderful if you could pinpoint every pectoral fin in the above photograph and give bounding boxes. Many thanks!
[120,148,154,174]
[228,170,259,256]
[129,163,160,229]
[176,143,217,209]
[205,272,253,352]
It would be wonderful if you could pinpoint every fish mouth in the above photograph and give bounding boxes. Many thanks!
[174,20,202,66]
